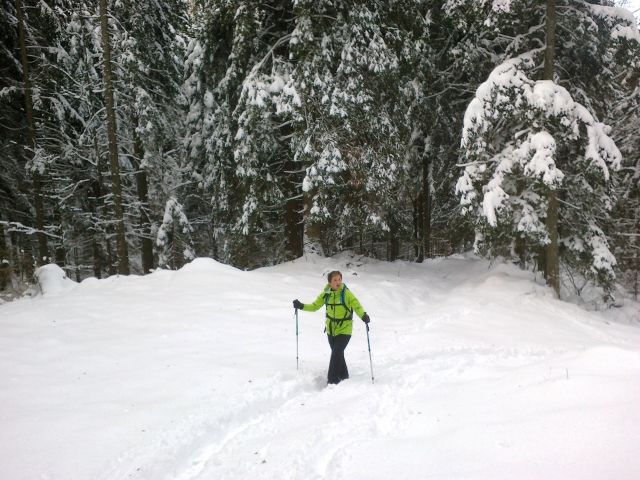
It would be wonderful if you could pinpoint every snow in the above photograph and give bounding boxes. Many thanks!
[459,53,622,240]
[589,1,640,41]
[1,254,639,480]
[612,22,640,41]
[32,263,77,296]
[492,0,512,13]
[462,58,623,177]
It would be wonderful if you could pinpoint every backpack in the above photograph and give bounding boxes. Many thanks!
[324,285,353,322]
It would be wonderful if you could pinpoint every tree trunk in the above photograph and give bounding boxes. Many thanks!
[284,158,303,259]
[544,0,560,298]
[285,193,303,258]
[415,194,424,262]
[0,223,8,290]
[515,177,527,268]
[387,224,400,262]
[132,130,154,273]
[423,153,432,259]
[99,0,129,275]
[73,247,81,282]
[92,235,102,279]
[16,0,48,264]
[416,141,432,262]
[302,191,324,256]
[105,235,116,276]
[91,137,104,279]
[53,207,65,266]
[171,224,182,270]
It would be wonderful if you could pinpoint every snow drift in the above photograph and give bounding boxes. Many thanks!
[0,254,638,480]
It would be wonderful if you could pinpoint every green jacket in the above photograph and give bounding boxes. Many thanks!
[302,284,366,336]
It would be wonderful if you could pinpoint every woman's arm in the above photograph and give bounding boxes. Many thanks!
[302,291,327,312]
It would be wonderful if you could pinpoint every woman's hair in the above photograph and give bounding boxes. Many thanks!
[327,270,342,283]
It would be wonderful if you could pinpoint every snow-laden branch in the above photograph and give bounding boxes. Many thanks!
[461,53,622,186]
[0,221,61,239]
[575,0,640,43]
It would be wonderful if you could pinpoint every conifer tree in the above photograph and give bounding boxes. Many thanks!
[110,0,190,273]
[457,0,638,297]
[99,0,129,274]
[184,0,298,268]
[15,0,49,264]
[290,0,415,257]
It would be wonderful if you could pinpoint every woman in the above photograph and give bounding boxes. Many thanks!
[293,270,370,385]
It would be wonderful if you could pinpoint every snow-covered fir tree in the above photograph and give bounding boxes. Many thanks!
[38,0,191,275]
[52,0,121,277]
[0,0,78,276]
[290,0,417,258]
[110,0,191,271]
[0,0,36,285]
[1,0,638,304]
[184,0,298,268]
[402,0,509,260]
[456,0,639,297]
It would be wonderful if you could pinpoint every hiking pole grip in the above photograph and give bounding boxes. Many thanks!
[366,323,374,384]
[295,308,299,371]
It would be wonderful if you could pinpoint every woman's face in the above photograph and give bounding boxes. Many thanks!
[330,274,342,291]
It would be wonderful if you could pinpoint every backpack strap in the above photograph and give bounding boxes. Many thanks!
[325,285,352,322]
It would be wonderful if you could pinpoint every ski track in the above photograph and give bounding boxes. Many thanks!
[104,340,564,480]
[168,349,557,480]
[97,372,325,480]
[114,323,569,476]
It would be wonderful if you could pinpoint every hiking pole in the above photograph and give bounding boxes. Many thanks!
[365,324,374,384]
[295,308,299,371]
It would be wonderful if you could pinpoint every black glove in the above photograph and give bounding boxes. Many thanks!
[293,299,304,310]
[362,313,370,324]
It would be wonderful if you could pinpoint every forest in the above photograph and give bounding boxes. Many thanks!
[1,0,638,301]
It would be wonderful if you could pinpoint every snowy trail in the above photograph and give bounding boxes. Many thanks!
[1,254,639,480]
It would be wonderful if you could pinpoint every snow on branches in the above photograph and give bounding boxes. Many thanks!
[457,51,621,283]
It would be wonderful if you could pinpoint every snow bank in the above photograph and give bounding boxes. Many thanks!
[1,254,639,480]
[33,263,76,296]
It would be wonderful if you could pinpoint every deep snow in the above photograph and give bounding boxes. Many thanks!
[1,254,639,480]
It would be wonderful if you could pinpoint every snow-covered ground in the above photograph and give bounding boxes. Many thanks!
[1,254,639,480]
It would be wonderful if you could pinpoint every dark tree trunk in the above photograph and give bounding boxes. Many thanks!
[73,247,81,282]
[53,207,65,266]
[16,0,48,264]
[285,192,303,258]
[423,153,432,259]
[416,141,432,262]
[416,193,424,262]
[99,0,129,275]
[133,131,154,273]
[92,235,102,279]
[515,178,527,268]
[544,0,560,298]
[283,155,303,259]
[105,236,116,276]
[387,225,400,262]
[0,224,8,290]
[303,190,324,255]
[91,137,104,279]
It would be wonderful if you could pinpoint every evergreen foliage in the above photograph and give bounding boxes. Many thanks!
[456,0,639,297]
[1,0,638,302]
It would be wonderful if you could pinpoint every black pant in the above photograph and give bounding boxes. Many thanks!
[327,334,351,384]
